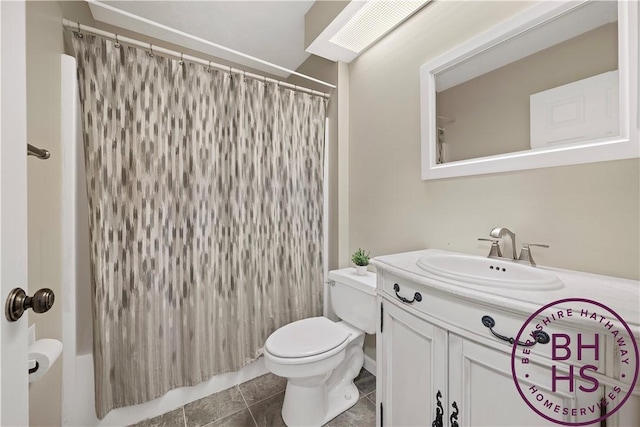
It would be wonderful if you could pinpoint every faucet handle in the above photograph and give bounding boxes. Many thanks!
[518,243,549,267]
[478,238,502,258]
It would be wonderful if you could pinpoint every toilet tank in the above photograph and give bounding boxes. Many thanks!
[327,268,377,334]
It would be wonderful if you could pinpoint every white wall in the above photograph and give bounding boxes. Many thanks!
[347,1,639,280]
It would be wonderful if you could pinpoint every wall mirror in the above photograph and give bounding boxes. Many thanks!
[419,0,638,180]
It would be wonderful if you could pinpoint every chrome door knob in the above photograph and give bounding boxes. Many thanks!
[5,287,55,322]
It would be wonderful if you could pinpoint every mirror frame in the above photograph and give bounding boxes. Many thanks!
[420,0,639,180]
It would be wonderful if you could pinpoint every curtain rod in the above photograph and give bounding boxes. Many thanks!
[62,19,334,99]
[85,0,336,91]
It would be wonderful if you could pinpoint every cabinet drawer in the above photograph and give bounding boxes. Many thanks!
[380,271,607,371]
[381,272,434,311]
[451,298,607,372]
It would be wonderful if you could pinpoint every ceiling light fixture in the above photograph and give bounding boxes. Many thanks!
[329,0,430,54]
[306,0,431,62]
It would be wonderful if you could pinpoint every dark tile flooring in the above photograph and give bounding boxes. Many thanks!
[131,368,376,427]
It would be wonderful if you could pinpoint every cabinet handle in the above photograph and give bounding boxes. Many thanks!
[432,390,444,427]
[393,283,422,304]
[450,401,459,427]
[481,315,550,346]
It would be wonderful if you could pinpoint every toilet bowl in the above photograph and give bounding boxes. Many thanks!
[263,268,376,426]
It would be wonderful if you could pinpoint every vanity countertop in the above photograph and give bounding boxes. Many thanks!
[372,249,640,335]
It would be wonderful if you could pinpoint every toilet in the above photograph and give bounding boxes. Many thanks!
[263,268,377,426]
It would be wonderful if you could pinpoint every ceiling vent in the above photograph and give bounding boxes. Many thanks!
[307,0,431,63]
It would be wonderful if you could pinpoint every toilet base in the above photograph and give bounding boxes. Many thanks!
[280,330,365,426]
[324,382,360,424]
[281,378,360,427]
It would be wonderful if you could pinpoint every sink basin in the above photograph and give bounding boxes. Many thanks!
[416,252,563,290]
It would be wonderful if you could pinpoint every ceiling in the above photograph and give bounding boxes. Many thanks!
[92,1,317,78]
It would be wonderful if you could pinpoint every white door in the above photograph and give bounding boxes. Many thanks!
[530,71,620,149]
[0,1,30,425]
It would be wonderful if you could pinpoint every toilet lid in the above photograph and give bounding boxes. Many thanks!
[265,317,350,358]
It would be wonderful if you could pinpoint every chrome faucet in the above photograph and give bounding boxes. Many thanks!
[489,227,517,260]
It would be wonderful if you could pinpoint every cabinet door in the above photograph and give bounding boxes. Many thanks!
[606,388,640,427]
[448,334,579,427]
[380,301,447,427]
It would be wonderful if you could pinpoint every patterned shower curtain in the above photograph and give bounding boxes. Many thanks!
[72,35,326,418]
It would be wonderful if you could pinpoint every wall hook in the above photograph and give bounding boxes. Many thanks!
[27,144,50,160]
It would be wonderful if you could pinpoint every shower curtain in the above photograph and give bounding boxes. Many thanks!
[72,35,327,418]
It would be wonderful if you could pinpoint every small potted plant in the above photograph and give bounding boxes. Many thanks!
[352,248,370,276]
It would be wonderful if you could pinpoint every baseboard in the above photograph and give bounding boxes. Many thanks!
[363,354,376,376]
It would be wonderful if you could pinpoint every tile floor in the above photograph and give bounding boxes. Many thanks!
[131,368,376,427]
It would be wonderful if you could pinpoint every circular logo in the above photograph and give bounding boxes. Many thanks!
[511,298,639,426]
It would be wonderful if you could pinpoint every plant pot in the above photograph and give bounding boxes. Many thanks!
[355,265,368,276]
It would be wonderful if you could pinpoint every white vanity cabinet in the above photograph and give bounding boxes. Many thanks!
[374,250,640,427]
[378,290,575,427]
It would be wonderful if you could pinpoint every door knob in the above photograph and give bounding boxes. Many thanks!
[5,288,55,322]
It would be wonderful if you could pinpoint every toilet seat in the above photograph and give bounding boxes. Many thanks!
[265,317,350,359]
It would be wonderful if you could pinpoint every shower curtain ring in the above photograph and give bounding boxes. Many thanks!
[114,34,121,48]
[148,44,154,58]
[179,53,184,66]
[207,61,212,73]
[264,76,267,88]
[229,66,233,80]
[243,70,247,82]
[294,85,297,96]
[76,22,83,38]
